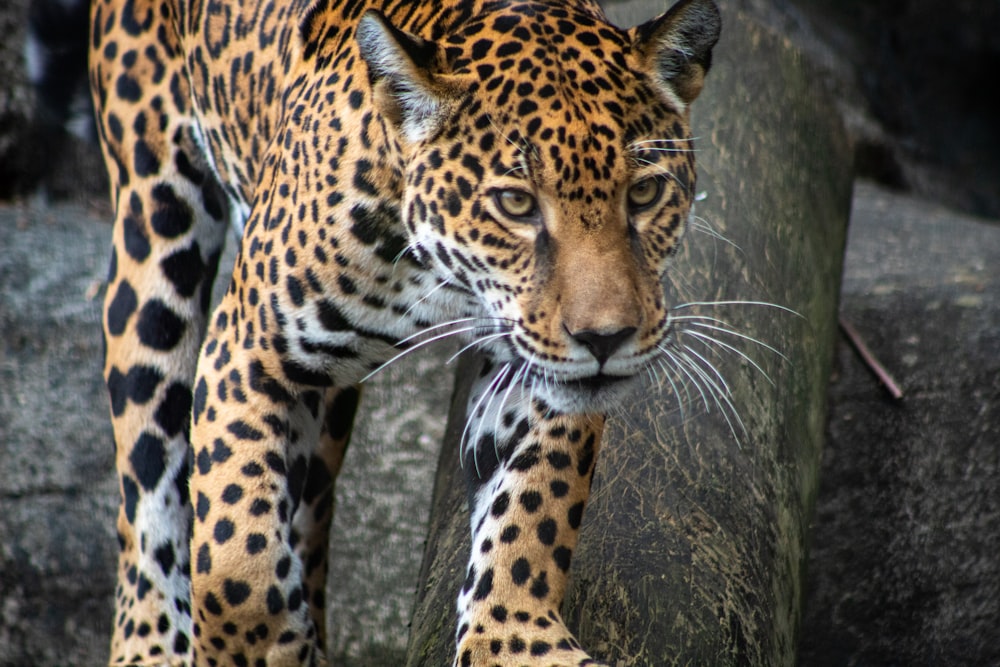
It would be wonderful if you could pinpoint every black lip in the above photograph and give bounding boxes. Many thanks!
[563,373,630,392]
[513,361,633,394]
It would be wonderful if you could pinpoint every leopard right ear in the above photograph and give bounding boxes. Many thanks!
[357,11,454,143]
[629,0,722,113]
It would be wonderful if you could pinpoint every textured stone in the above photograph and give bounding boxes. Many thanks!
[799,182,1000,665]
[0,202,455,666]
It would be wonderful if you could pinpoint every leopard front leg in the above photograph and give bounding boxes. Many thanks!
[187,302,348,666]
[91,0,233,663]
[455,369,607,667]
[292,386,361,650]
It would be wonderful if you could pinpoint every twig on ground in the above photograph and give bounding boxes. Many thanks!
[839,316,904,400]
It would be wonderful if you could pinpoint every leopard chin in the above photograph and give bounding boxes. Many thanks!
[533,371,643,415]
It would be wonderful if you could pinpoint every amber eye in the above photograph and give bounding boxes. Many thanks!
[627,177,663,210]
[494,189,538,219]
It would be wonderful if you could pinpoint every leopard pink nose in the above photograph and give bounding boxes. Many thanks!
[565,325,637,365]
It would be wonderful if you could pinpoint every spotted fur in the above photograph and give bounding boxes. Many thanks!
[90,0,720,664]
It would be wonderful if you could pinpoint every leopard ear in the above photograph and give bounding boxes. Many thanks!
[357,11,452,143]
[629,0,721,112]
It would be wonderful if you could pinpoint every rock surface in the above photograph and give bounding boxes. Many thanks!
[0,205,116,667]
[0,204,457,666]
[0,0,34,197]
[0,0,106,202]
[799,181,1000,665]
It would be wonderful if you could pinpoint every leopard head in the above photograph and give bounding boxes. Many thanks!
[358,0,721,412]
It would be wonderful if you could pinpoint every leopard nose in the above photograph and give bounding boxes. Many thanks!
[566,326,637,365]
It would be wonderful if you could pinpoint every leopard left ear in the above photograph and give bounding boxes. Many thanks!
[356,11,454,143]
[629,0,721,112]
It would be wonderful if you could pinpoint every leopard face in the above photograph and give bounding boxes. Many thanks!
[359,1,716,413]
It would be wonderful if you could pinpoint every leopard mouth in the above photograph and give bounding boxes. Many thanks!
[562,373,632,392]
[488,342,645,411]
[518,362,632,390]
[523,366,641,412]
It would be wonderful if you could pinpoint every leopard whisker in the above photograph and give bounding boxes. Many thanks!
[662,346,710,414]
[677,347,748,447]
[391,240,422,269]
[658,352,696,415]
[684,329,775,386]
[361,320,498,383]
[669,314,739,333]
[668,313,731,323]
[690,215,741,250]
[492,361,529,461]
[681,343,733,398]
[628,136,700,144]
[673,300,802,317]
[657,298,793,444]
[474,362,514,476]
[630,156,684,188]
[694,350,748,443]
[446,330,515,364]
[686,321,788,362]
[462,362,512,476]
[634,145,698,155]
[627,137,700,153]
[395,317,480,347]
[526,358,554,407]
[653,349,688,421]
[521,354,538,400]
[643,361,658,388]
[401,278,453,318]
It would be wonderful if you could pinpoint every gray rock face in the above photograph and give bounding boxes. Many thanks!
[0,203,456,666]
[0,0,106,202]
[0,0,34,197]
[0,205,117,667]
[799,182,1000,665]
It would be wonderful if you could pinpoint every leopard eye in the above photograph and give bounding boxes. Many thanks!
[627,177,663,211]
[494,189,538,219]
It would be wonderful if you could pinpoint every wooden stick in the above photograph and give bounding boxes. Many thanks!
[839,316,904,399]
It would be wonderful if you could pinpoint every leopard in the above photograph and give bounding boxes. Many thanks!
[89,0,721,664]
